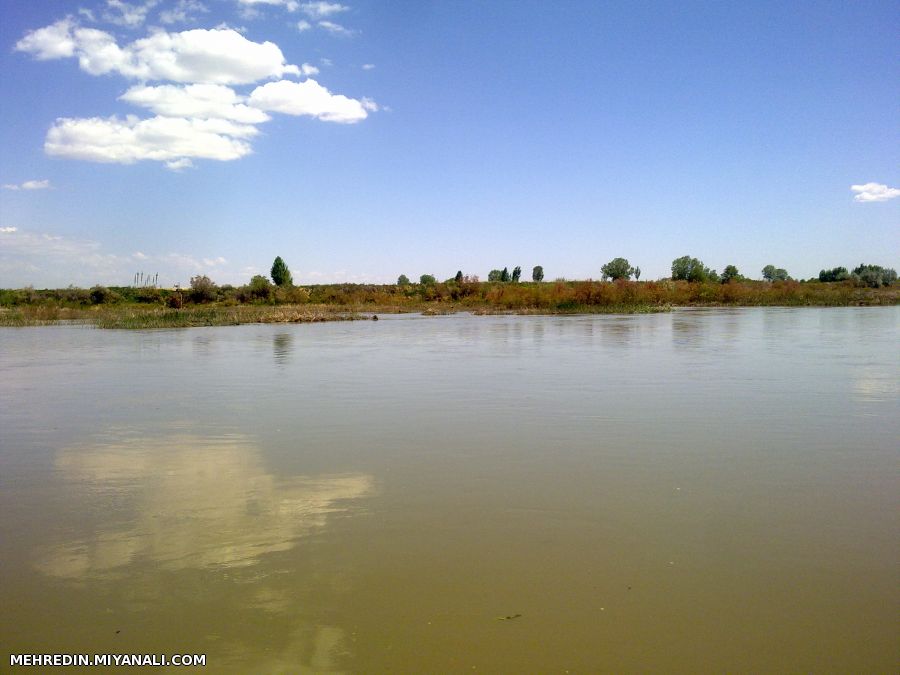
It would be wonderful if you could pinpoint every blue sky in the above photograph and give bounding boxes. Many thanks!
[1,0,897,288]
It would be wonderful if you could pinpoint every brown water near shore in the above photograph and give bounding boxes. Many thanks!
[1,308,897,673]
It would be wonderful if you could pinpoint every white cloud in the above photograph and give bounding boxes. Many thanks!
[165,158,194,171]
[300,2,348,18]
[320,57,332,66]
[78,8,97,22]
[120,84,271,123]
[300,62,319,76]
[17,24,299,84]
[296,20,312,31]
[45,115,256,164]
[159,0,208,24]
[238,0,299,10]
[0,227,19,233]
[104,0,160,27]
[317,20,356,36]
[133,251,148,259]
[14,19,77,60]
[361,63,374,70]
[3,180,51,190]
[249,79,372,123]
[851,182,900,203]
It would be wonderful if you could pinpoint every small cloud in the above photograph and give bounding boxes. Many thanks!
[297,19,312,31]
[320,57,333,66]
[301,1,348,19]
[361,63,375,70]
[203,256,228,266]
[0,227,18,233]
[318,20,356,36]
[159,0,208,24]
[851,182,900,203]
[166,158,195,171]
[361,97,378,112]
[103,0,160,28]
[300,62,319,76]
[3,180,51,190]
[78,7,97,21]
[133,251,148,259]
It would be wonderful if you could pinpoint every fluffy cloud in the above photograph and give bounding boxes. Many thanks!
[0,227,19,233]
[45,115,256,164]
[300,2,348,18]
[851,183,900,203]
[17,24,299,84]
[249,79,372,123]
[296,20,312,31]
[3,180,51,190]
[120,84,271,123]
[13,19,77,60]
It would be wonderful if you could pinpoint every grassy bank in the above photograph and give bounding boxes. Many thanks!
[0,304,369,328]
[1,280,897,328]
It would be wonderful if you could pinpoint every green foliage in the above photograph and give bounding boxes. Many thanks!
[720,265,742,283]
[500,267,510,282]
[247,275,273,301]
[532,265,544,282]
[189,275,217,303]
[419,274,436,285]
[671,256,712,282]
[634,267,641,280]
[601,257,635,280]
[455,270,463,283]
[762,265,789,281]
[852,264,897,287]
[89,285,120,304]
[270,257,292,287]
[488,269,502,282]
[397,274,410,286]
[818,266,849,282]
[512,266,521,282]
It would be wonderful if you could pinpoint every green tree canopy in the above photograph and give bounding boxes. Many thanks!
[248,275,273,301]
[819,267,849,283]
[601,257,635,280]
[419,274,436,285]
[532,265,544,282]
[762,265,789,281]
[671,256,712,282]
[189,275,217,303]
[270,257,292,287]
[454,270,463,283]
[720,265,741,283]
[512,266,522,282]
[397,274,410,285]
[500,267,510,282]
[851,264,897,287]
[488,269,502,282]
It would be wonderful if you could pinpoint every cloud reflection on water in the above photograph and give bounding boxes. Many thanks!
[38,433,374,579]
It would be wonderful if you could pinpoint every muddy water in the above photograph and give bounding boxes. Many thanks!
[1,308,897,673]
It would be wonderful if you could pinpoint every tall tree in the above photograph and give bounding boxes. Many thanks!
[671,256,711,282]
[270,257,293,287]
[512,266,522,282]
[601,257,634,280]
[532,265,544,282]
[454,270,463,283]
[488,269,502,281]
[500,267,510,282]
[397,274,410,285]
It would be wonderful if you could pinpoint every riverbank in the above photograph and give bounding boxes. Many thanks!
[1,280,897,328]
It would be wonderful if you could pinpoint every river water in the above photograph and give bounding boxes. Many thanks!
[1,308,897,673]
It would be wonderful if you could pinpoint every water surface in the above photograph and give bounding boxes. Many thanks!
[1,308,897,672]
